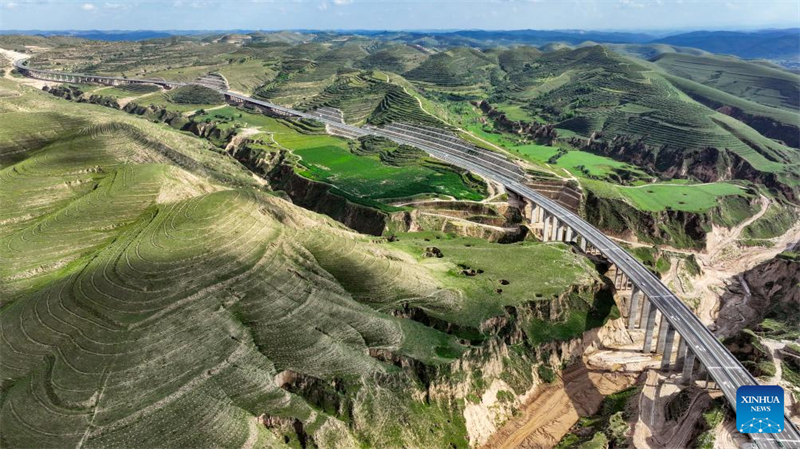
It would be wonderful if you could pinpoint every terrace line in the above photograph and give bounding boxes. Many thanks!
[14,58,800,449]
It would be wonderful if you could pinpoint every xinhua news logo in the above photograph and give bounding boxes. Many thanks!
[737,385,785,434]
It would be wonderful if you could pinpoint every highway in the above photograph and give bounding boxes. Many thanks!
[14,58,800,448]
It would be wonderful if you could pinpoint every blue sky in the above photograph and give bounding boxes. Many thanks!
[1,0,798,32]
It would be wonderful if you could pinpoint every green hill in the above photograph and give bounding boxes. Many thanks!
[653,53,800,111]
[403,47,498,87]
[356,43,428,73]
[0,62,612,449]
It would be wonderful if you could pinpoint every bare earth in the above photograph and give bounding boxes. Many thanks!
[0,48,58,89]
[483,360,638,449]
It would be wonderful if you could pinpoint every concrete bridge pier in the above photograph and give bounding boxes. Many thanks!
[542,212,552,242]
[675,337,687,370]
[660,324,677,370]
[656,313,669,353]
[682,347,697,383]
[642,298,658,352]
[529,201,540,225]
[627,285,642,329]
[638,292,651,328]
[579,236,587,252]
[564,226,574,243]
[551,217,560,242]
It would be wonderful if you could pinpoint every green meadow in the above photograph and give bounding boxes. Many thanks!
[194,106,486,205]
[586,179,750,212]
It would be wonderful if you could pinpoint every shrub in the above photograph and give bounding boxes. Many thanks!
[167,85,224,105]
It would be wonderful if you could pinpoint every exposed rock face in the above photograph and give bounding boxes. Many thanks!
[268,164,389,236]
[273,276,619,448]
[716,105,800,149]
[570,134,799,203]
[474,100,558,143]
[524,179,583,213]
[566,134,655,170]
[717,253,800,336]
[679,147,797,203]
[583,189,710,249]
[398,201,530,243]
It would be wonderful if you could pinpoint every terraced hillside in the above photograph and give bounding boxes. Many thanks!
[653,53,800,112]
[404,47,498,88]
[13,32,800,248]
[1,59,616,449]
[477,46,800,201]
[299,73,445,127]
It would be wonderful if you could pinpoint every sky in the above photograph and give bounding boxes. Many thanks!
[1,0,798,32]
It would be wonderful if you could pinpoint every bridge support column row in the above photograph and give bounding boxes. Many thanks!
[517,198,584,249]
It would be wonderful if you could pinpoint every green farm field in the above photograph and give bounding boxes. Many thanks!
[194,106,487,205]
[513,144,648,179]
[585,178,750,212]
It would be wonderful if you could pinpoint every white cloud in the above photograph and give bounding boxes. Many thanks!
[618,0,645,8]
[332,0,352,5]
[4,1,18,9]
[81,3,96,10]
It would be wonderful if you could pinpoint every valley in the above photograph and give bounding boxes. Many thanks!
[1,27,799,449]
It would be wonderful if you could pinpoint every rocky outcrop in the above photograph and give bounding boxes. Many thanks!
[717,251,800,337]
[271,273,620,448]
[583,189,711,249]
[474,100,558,144]
[524,179,583,213]
[394,201,530,242]
[570,134,799,204]
[677,147,797,203]
[716,105,799,149]
[268,163,389,236]
[44,85,120,108]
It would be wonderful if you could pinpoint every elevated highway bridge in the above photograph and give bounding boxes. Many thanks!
[14,58,800,449]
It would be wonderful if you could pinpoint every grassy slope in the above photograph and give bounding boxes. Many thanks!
[653,53,800,111]
[585,180,749,213]
[0,74,601,449]
[386,232,597,326]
